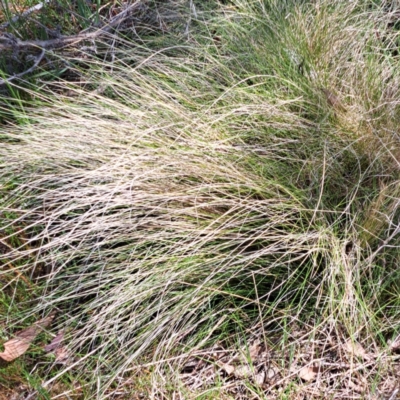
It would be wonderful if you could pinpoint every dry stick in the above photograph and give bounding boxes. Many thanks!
[0,1,143,84]
[0,29,105,51]
[0,48,45,86]
[0,1,142,51]
[0,0,50,30]
[388,388,399,400]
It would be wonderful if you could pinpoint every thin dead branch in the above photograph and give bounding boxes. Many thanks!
[0,1,144,84]
[0,1,143,52]
[0,0,50,30]
[0,48,45,85]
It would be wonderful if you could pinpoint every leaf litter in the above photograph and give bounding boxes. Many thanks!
[171,323,400,399]
[0,313,55,362]
[44,329,70,364]
[2,316,400,399]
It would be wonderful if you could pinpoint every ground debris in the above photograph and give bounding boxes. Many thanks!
[0,313,55,362]
[172,323,400,399]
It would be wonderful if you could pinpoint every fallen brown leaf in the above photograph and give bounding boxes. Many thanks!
[0,314,55,362]
[220,363,235,375]
[265,365,279,380]
[347,378,365,393]
[344,339,370,360]
[298,364,319,382]
[44,330,64,352]
[54,346,70,364]
[320,87,347,112]
[248,339,261,361]
[233,364,253,379]
[254,371,265,385]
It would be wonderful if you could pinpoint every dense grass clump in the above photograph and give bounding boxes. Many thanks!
[1,0,399,398]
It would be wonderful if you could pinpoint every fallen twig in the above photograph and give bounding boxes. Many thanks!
[0,1,143,52]
[0,48,45,85]
[388,388,399,400]
[0,0,50,30]
[0,1,144,84]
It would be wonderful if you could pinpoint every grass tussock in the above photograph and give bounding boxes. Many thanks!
[0,0,399,398]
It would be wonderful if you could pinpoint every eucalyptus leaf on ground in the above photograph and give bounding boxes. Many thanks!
[0,315,54,362]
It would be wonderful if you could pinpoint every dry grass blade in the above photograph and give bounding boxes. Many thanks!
[0,0,399,398]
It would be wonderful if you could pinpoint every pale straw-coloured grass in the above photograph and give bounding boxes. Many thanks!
[0,0,399,398]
